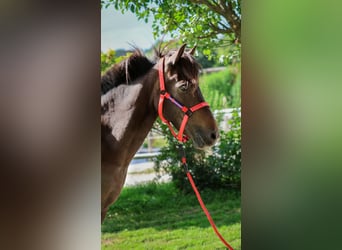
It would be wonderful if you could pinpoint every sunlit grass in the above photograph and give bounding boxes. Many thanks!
[102,182,241,249]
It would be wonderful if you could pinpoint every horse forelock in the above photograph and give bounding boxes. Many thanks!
[179,54,201,81]
[166,52,201,86]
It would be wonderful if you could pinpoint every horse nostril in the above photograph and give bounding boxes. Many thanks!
[211,130,219,140]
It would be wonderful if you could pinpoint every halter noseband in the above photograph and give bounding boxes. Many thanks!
[158,57,209,142]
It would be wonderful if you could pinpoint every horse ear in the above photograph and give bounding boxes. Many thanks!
[170,44,186,65]
[189,45,197,55]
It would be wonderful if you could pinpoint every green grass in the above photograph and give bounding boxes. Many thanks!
[102,182,241,249]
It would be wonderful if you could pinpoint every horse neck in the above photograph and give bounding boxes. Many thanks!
[131,70,159,137]
[101,68,160,164]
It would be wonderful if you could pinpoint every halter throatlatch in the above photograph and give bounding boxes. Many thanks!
[158,57,209,142]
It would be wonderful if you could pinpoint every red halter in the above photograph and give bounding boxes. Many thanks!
[158,57,209,142]
[158,57,234,250]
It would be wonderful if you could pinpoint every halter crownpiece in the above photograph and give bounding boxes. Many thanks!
[158,56,209,143]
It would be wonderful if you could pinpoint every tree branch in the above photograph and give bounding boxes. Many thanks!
[196,31,219,39]
[190,0,226,16]
[209,22,233,34]
[219,0,229,11]
[189,0,240,42]
[218,21,230,30]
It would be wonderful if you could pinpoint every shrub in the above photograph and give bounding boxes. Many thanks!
[101,49,132,73]
[199,67,241,110]
[154,109,241,192]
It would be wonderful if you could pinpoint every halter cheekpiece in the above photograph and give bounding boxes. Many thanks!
[158,57,209,142]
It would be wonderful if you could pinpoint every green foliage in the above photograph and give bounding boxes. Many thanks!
[101,49,132,73]
[195,50,221,68]
[154,109,241,192]
[101,0,241,65]
[142,137,167,150]
[200,67,241,110]
[101,49,116,73]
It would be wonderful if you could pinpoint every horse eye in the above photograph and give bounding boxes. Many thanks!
[179,81,189,92]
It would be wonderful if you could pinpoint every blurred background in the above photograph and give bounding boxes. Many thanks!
[243,0,342,249]
[0,1,101,250]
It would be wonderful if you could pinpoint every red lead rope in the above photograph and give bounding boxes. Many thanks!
[158,57,234,249]
[186,171,234,250]
[187,172,234,250]
[180,147,234,250]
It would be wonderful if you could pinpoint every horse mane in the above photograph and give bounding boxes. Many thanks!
[101,49,155,95]
[101,45,201,95]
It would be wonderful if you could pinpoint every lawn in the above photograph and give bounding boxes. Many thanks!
[102,182,241,249]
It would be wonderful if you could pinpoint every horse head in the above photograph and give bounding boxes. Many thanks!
[156,44,219,149]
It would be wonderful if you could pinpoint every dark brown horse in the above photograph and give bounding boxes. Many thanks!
[101,44,219,222]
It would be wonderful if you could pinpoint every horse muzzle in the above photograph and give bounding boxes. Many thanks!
[191,127,219,149]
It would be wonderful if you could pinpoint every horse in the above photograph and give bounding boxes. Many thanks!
[101,44,219,222]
